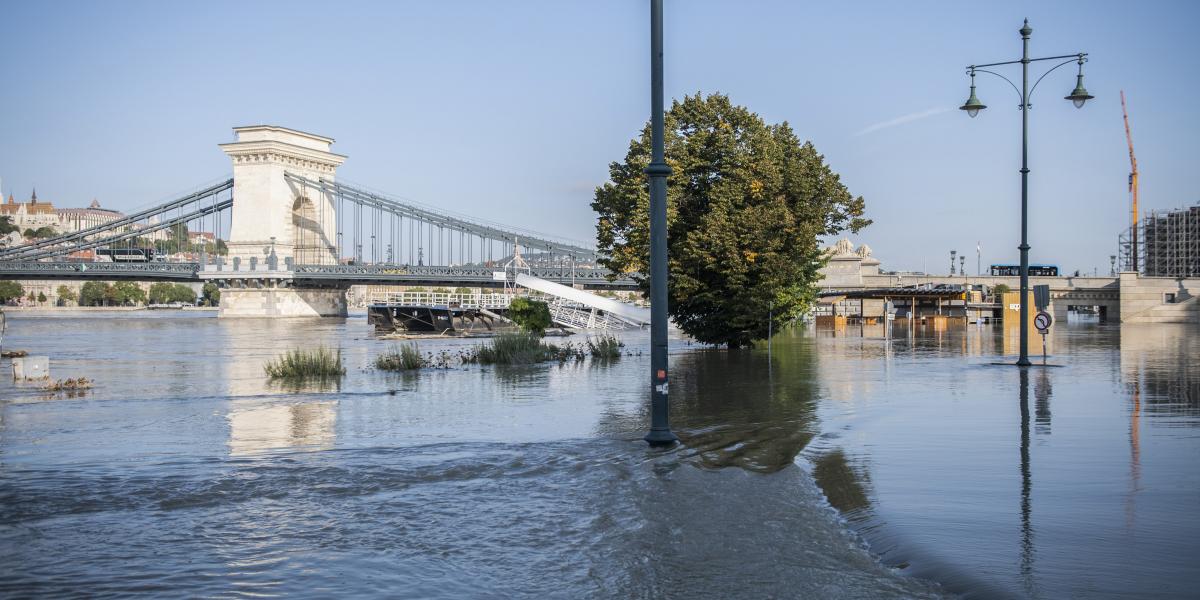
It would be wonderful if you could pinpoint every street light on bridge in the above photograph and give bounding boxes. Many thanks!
[959,19,1092,367]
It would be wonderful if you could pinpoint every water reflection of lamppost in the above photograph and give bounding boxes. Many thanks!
[1018,368,1034,590]
[960,19,1092,367]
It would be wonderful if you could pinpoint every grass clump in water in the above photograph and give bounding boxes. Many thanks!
[587,334,624,359]
[264,346,345,379]
[465,332,584,365]
[374,344,426,371]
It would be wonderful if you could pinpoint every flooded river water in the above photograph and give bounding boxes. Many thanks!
[1,312,1196,598]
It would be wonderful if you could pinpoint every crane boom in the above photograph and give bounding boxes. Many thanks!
[1121,90,1139,271]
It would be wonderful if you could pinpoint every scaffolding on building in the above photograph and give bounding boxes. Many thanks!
[1119,204,1200,277]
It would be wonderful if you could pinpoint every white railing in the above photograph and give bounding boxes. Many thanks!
[367,290,637,331]
[367,290,516,309]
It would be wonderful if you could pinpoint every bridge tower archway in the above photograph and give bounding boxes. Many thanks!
[291,195,334,265]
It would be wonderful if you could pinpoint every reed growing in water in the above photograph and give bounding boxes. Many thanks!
[264,347,345,379]
[464,332,585,365]
[374,344,426,371]
[587,335,624,359]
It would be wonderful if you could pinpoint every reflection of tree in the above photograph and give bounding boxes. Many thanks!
[668,335,821,473]
[811,449,870,514]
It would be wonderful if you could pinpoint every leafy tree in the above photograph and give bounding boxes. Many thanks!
[23,226,57,239]
[169,284,196,303]
[37,291,47,305]
[0,280,23,303]
[202,282,221,307]
[454,287,474,295]
[27,291,35,303]
[56,285,78,305]
[0,216,18,235]
[592,93,869,347]
[148,282,174,304]
[112,282,146,306]
[148,283,193,304]
[993,283,1011,296]
[508,297,552,336]
[80,281,112,306]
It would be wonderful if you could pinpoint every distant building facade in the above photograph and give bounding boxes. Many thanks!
[819,238,882,287]
[0,191,126,237]
[57,199,125,233]
[1,190,60,230]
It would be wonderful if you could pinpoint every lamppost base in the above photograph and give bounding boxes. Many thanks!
[644,428,678,447]
[1016,358,1033,367]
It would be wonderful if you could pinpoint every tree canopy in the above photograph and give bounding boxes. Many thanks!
[592,93,869,347]
[79,281,147,306]
[23,226,58,239]
[202,282,221,307]
[149,282,198,304]
[56,285,78,305]
[508,297,552,336]
[0,280,23,303]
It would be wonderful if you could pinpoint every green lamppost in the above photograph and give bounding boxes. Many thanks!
[960,19,1092,367]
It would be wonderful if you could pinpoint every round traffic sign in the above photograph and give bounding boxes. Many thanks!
[1034,311,1053,332]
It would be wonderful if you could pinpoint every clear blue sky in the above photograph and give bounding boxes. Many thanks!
[2,0,1197,274]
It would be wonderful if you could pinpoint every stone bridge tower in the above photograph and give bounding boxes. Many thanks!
[212,126,348,317]
[220,125,345,267]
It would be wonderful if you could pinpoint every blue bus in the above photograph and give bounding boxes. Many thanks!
[989,264,1058,276]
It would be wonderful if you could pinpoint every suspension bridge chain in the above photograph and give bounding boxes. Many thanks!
[0,179,234,261]
[283,173,599,265]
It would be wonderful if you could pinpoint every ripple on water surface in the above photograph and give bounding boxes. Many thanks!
[0,313,941,598]
[0,441,942,599]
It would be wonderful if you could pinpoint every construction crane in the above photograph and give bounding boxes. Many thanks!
[1121,90,1139,271]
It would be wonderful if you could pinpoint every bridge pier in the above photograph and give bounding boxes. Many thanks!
[219,285,347,318]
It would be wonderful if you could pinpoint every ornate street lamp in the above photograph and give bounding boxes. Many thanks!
[1064,58,1095,108]
[959,71,987,118]
[959,19,1091,367]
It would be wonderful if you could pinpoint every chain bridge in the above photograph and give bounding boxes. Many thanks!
[0,126,638,317]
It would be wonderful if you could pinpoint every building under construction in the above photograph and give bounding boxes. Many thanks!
[1120,204,1200,277]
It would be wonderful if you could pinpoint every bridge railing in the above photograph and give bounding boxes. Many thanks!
[367,290,517,309]
[0,261,201,278]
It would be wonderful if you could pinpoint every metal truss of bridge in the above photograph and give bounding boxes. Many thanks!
[0,126,637,317]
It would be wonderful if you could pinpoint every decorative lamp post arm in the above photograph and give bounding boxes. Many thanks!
[972,68,1024,105]
[1029,55,1086,100]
